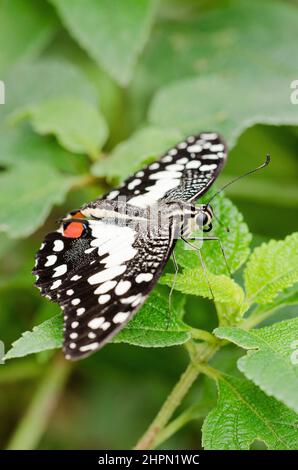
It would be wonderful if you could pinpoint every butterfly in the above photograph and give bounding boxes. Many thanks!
[33,132,227,360]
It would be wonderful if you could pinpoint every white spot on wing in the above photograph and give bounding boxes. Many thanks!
[186,161,201,169]
[45,255,57,267]
[106,190,119,200]
[128,178,141,190]
[94,280,117,294]
[115,280,131,295]
[88,317,105,329]
[53,240,64,252]
[50,279,62,290]
[52,264,67,278]
[98,294,111,304]
[136,273,153,283]
[200,164,218,171]
[88,265,126,285]
[113,312,130,324]
[79,342,99,352]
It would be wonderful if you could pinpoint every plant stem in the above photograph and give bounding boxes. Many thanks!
[6,354,71,450]
[241,306,278,330]
[153,401,212,448]
[134,342,218,450]
[134,362,199,450]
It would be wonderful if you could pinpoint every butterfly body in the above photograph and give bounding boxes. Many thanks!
[33,132,227,360]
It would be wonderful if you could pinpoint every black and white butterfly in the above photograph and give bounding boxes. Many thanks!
[33,132,227,360]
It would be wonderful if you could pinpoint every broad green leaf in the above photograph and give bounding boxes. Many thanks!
[28,98,108,158]
[202,374,298,450]
[0,162,75,238]
[244,233,298,305]
[161,269,244,324]
[114,290,191,347]
[175,193,251,275]
[5,314,63,360]
[5,291,190,359]
[0,0,57,74]
[92,126,183,184]
[50,0,157,85]
[149,73,298,150]
[133,0,298,104]
[215,318,298,413]
[1,61,97,122]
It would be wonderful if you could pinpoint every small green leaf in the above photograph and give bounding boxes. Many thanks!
[148,73,298,150]
[28,98,108,158]
[175,193,251,275]
[0,162,75,238]
[161,269,244,325]
[215,318,298,413]
[5,314,63,360]
[50,0,157,85]
[244,233,298,305]
[0,0,57,74]
[92,126,183,184]
[114,290,191,348]
[0,123,89,174]
[202,374,298,450]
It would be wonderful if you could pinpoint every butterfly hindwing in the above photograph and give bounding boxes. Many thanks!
[58,218,176,360]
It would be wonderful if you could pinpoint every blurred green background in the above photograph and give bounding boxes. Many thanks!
[0,0,297,450]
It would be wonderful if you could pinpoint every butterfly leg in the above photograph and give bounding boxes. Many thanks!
[187,236,232,277]
[181,237,215,301]
[168,250,179,319]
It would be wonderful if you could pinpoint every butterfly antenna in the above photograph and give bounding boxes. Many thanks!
[207,154,270,205]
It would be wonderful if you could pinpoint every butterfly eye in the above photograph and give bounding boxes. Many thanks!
[196,212,209,228]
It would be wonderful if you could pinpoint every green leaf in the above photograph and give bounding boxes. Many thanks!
[28,98,108,158]
[148,73,298,150]
[114,290,191,347]
[5,291,190,359]
[215,318,298,413]
[0,162,75,238]
[175,193,251,275]
[202,374,298,450]
[161,269,244,324]
[92,126,183,184]
[0,0,57,74]
[244,233,298,305]
[1,61,97,122]
[4,314,63,360]
[50,0,157,85]
[0,122,89,174]
[134,0,298,105]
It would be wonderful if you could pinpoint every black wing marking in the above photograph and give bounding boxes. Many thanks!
[58,220,176,360]
[33,214,97,301]
[102,132,227,207]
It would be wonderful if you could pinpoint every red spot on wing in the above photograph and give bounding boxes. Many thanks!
[63,222,84,238]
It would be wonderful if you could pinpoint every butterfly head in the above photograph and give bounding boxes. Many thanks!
[195,204,213,232]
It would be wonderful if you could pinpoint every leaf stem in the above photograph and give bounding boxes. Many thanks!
[134,341,218,450]
[6,354,71,450]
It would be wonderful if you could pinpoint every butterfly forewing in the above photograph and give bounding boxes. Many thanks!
[102,132,227,207]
